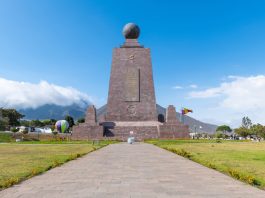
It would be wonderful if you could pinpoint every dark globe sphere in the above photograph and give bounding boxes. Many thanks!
[122,23,140,39]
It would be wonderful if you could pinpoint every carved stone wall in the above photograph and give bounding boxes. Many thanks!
[72,106,102,140]
[105,39,157,121]
[166,105,181,125]
[72,125,103,140]
[160,105,189,139]
[85,105,97,125]
[104,126,159,141]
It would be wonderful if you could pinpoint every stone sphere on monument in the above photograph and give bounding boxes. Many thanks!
[122,23,140,39]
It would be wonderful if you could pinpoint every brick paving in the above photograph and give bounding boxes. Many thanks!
[1,143,265,198]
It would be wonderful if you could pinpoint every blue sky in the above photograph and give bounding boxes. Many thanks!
[1,0,265,127]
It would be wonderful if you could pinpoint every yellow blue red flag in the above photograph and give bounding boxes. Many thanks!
[181,108,193,115]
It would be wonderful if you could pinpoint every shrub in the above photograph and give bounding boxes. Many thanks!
[228,168,260,186]
[1,177,19,189]
[166,147,192,159]
[216,139,222,143]
[207,163,216,169]
[11,128,19,133]
[0,132,13,142]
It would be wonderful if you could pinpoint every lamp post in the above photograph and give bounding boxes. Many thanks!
[194,125,197,139]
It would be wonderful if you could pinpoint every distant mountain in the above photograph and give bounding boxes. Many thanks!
[19,104,89,120]
[19,103,217,134]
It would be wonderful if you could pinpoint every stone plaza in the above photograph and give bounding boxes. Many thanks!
[73,23,189,140]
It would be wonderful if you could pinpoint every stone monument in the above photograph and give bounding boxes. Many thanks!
[106,23,157,121]
[72,23,189,140]
[72,105,103,140]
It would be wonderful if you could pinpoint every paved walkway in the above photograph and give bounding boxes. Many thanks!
[1,143,265,198]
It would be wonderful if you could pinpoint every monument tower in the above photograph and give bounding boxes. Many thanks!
[72,23,190,140]
[106,23,157,121]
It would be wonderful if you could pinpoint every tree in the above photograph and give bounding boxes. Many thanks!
[234,127,250,138]
[42,119,51,126]
[77,117,85,124]
[50,119,57,125]
[65,115,74,128]
[251,124,265,139]
[0,115,8,131]
[30,120,45,127]
[214,131,225,139]
[20,120,30,127]
[242,117,252,129]
[49,119,57,131]
[0,109,9,130]
[0,108,24,127]
[10,127,19,137]
[41,119,56,126]
[216,125,232,133]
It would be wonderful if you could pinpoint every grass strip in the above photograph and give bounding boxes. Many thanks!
[146,139,265,190]
[0,141,115,190]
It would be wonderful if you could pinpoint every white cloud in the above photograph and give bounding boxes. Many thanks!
[172,85,183,89]
[0,77,92,109]
[189,84,198,89]
[189,87,222,98]
[188,75,265,127]
[173,84,198,90]
[189,75,265,110]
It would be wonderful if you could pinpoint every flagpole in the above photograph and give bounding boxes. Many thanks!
[181,107,184,123]
[181,107,193,124]
[180,107,182,123]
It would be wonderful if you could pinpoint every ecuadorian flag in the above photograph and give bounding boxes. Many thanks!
[181,108,193,115]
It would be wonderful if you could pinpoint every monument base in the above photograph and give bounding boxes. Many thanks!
[102,121,160,141]
[72,105,190,141]
[72,121,189,141]
[103,121,189,141]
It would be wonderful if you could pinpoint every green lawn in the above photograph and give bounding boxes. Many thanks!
[0,141,114,189]
[146,139,265,189]
[0,132,13,142]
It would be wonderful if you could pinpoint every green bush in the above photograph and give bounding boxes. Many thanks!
[216,139,222,143]
[228,168,260,186]
[0,132,13,142]
[165,147,192,159]
[11,128,19,133]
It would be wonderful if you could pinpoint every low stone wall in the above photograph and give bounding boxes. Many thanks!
[72,125,104,140]
[105,126,159,141]
[159,125,189,139]
[14,132,71,141]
